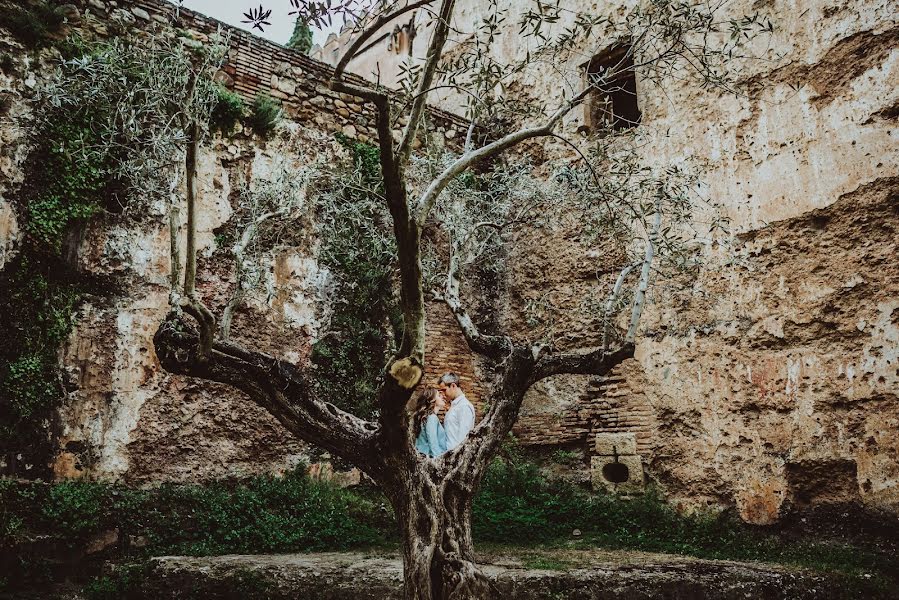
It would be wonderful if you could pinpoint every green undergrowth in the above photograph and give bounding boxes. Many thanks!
[473,459,895,585]
[309,135,400,418]
[2,457,895,596]
[1,467,392,593]
[1,467,390,559]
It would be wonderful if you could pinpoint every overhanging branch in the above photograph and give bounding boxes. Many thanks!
[333,0,437,82]
[442,237,511,359]
[531,342,636,383]
[397,0,457,167]
[415,86,592,223]
[154,314,379,470]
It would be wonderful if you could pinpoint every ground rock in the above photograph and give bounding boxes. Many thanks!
[141,551,892,599]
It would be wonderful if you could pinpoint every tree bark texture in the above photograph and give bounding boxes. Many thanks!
[154,310,633,599]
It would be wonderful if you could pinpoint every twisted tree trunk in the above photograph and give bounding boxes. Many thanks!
[154,299,634,600]
[388,459,492,600]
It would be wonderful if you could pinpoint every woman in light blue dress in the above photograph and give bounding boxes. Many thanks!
[414,388,448,457]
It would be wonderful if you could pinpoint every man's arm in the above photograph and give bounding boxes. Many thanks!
[444,407,462,450]
[459,401,475,438]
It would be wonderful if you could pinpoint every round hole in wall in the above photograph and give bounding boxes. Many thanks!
[602,461,629,484]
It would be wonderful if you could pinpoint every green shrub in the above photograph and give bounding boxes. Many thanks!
[0,460,893,595]
[310,136,399,417]
[0,1,66,49]
[550,449,582,467]
[247,93,282,137]
[209,85,245,136]
[144,467,387,555]
[41,481,105,537]
[82,563,151,600]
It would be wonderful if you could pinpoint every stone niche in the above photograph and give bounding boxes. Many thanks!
[591,432,645,494]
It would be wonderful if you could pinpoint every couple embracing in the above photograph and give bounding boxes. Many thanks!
[413,373,475,457]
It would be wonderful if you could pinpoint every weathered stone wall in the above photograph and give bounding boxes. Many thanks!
[2,0,895,524]
[318,0,899,521]
[0,0,478,482]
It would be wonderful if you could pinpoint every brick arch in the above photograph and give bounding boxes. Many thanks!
[513,360,656,457]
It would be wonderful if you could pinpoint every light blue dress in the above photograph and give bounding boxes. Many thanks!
[415,414,448,457]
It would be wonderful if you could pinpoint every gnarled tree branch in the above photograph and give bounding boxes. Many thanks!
[415,86,592,223]
[333,0,436,82]
[531,342,636,384]
[396,0,457,167]
[154,314,381,474]
[442,234,511,359]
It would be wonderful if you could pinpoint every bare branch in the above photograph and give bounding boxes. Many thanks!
[626,206,662,343]
[154,314,380,471]
[396,0,457,166]
[415,86,591,223]
[443,235,511,358]
[333,0,436,81]
[219,209,285,340]
[182,122,200,299]
[531,342,636,384]
[602,263,637,352]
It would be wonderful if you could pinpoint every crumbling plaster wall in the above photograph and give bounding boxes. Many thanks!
[55,135,324,482]
[1,0,471,483]
[505,0,899,521]
[324,0,899,520]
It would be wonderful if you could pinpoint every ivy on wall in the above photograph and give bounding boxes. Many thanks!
[0,30,224,473]
[0,92,120,473]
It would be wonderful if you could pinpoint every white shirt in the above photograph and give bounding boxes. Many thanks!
[444,393,475,450]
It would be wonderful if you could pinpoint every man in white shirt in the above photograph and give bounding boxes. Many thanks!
[439,372,476,450]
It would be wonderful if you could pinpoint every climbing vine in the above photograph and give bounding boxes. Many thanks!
[0,95,119,471]
[0,34,226,474]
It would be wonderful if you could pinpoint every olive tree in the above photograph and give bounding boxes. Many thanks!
[154,1,770,598]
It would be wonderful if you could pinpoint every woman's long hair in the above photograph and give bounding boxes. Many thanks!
[412,388,439,438]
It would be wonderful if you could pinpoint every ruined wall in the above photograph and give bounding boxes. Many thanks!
[0,0,476,482]
[320,0,899,521]
[525,0,898,521]
[1,0,895,523]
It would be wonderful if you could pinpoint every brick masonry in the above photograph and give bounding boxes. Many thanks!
[513,363,655,458]
[423,302,485,417]
[119,0,470,144]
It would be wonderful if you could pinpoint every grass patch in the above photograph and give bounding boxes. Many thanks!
[2,457,895,596]
[520,554,572,571]
[473,458,896,591]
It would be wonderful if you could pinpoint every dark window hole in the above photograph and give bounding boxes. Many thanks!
[602,461,630,484]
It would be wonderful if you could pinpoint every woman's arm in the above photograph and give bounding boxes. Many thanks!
[425,414,444,456]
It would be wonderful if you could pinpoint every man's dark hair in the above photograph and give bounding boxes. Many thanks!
[439,372,460,387]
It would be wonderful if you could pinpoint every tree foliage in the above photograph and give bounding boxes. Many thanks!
[154,1,776,597]
[287,16,313,53]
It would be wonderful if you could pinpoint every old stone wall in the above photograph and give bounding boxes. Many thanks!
[0,0,478,482]
[1,0,895,524]
[318,0,899,521]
